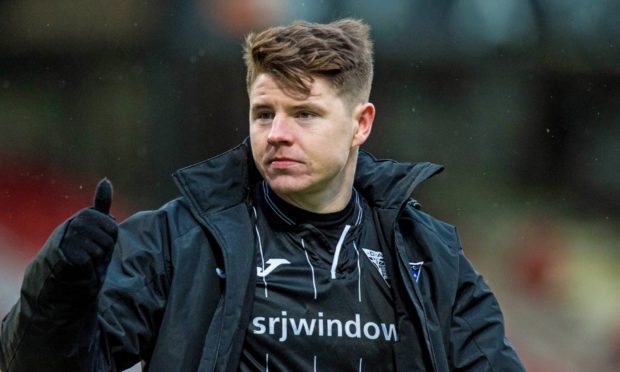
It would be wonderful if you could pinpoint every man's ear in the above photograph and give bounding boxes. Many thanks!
[352,102,375,147]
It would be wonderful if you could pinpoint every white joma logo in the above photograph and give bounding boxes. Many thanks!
[257,258,290,277]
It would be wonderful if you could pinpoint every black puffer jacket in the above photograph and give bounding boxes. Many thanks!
[0,142,524,371]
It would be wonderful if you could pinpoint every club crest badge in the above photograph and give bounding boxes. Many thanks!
[362,248,390,286]
[409,261,424,283]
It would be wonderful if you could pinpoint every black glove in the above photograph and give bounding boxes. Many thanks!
[59,178,118,282]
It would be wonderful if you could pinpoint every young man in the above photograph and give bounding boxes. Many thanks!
[0,19,524,371]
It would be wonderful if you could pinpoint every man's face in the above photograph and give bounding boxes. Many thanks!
[249,73,373,212]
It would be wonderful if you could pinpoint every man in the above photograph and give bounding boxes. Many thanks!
[0,19,524,371]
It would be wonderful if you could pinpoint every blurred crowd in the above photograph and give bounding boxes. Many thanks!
[1,1,619,370]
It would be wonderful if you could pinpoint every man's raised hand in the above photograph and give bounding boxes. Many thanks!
[58,178,118,281]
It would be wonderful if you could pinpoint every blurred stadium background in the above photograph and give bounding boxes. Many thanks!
[1,1,620,370]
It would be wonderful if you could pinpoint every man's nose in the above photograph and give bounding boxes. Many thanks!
[267,114,293,145]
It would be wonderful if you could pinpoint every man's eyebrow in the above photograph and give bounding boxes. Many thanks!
[291,103,326,113]
[250,104,273,112]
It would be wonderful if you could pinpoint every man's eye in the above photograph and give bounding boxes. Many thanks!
[296,111,316,119]
[256,112,274,120]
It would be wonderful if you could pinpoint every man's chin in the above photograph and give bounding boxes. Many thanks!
[264,177,310,199]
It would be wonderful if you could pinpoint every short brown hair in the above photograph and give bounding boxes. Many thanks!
[243,18,374,105]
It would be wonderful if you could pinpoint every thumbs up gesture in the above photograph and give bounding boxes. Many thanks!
[59,178,119,281]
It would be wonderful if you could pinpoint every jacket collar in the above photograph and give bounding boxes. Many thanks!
[172,139,443,217]
[354,149,443,210]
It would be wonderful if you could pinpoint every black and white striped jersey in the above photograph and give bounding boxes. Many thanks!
[239,182,403,371]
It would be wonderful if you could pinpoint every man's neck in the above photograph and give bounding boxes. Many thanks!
[261,183,358,227]
[273,186,352,214]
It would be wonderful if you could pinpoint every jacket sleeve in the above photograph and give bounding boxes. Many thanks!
[95,210,171,370]
[0,219,103,371]
[449,242,525,371]
[0,211,171,372]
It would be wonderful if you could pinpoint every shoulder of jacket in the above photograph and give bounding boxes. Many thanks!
[401,199,461,252]
[119,196,201,240]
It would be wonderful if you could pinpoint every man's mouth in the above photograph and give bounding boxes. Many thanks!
[269,157,301,169]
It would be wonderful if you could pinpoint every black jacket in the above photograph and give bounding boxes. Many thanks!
[0,142,524,371]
